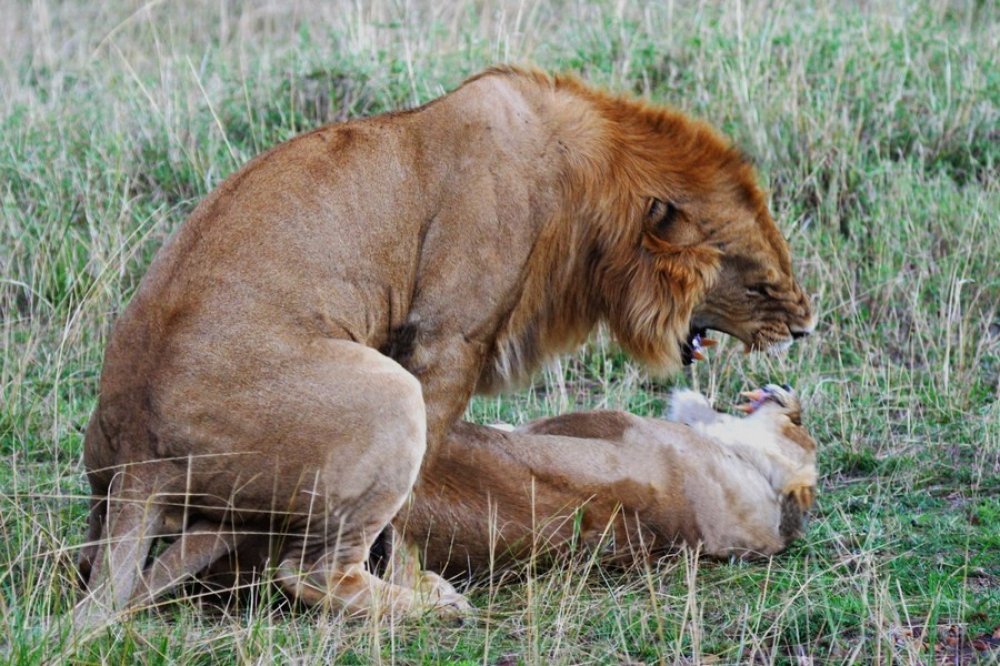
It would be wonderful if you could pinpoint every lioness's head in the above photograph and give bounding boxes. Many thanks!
[740,383,816,476]
[741,383,818,514]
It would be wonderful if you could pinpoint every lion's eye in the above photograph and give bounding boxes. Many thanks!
[648,199,680,239]
[747,283,769,296]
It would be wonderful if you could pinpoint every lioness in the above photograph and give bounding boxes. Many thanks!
[77,66,815,622]
[397,385,817,577]
[132,386,816,600]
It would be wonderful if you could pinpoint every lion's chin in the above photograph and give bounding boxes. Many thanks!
[743,335,796,355]
[767,339,794,355]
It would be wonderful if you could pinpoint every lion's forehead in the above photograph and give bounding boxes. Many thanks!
[741,233,799,288]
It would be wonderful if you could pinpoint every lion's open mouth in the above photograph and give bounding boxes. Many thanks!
[686,327,802,362]
[682,324,801,364]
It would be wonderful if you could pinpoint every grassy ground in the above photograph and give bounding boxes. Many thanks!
[1,0,997,663]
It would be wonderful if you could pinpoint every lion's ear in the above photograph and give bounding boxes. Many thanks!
[645,198,700,246]
[646,199,679,239]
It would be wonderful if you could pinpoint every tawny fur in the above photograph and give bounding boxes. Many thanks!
[76,66,815,624]
[397,387,817,577]
[127,389,817,598]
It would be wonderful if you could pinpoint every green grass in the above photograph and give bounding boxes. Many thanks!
[1,0,997,663]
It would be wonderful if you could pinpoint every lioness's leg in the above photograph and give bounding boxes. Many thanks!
[77,497,105,589]
[78,412,111,590]
[268,340,467,617]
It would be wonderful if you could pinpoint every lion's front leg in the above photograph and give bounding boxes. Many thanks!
[392,331,489,456]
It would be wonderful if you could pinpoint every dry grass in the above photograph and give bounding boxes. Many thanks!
[1,0,997,663]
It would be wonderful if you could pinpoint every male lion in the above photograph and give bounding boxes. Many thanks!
[76,66,815,623]
[395,384,817,578]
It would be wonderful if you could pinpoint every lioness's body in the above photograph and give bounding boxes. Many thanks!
[78,67,814,621]
[400,390,817,576]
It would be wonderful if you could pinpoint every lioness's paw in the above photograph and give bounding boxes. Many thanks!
[411,571,473,621]
[437,590,473,613]
[784,483,815,511]
[423,590,473,625]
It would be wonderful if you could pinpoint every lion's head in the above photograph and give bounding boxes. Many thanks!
[558,75,816,372]
[684,201,816,358]
[615,181,817,370]
[475,68,815,389]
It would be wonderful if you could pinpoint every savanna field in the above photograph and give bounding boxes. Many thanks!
[1,1,997,663]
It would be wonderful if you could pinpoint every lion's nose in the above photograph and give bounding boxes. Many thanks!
[790,309,818,339]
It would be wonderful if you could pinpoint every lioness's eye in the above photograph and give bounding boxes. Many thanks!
[747,284,769,296]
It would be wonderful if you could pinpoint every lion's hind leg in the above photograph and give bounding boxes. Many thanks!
[73,468,164,629]
[265,340,469,619]
[130,520,245,607]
